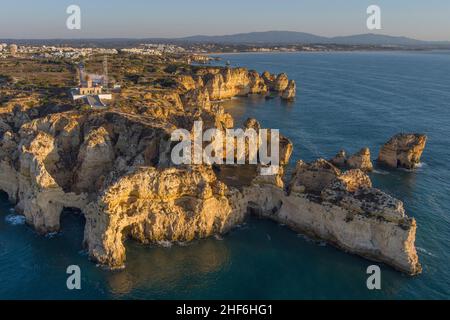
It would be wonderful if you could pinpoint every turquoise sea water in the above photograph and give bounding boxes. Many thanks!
[1,51,450,299]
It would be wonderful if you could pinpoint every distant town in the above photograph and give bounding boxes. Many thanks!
[0,39,441,62]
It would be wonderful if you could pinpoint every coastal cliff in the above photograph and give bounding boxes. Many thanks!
[0,64,420,275]
[243,163,420,275]
[178,67,296,102]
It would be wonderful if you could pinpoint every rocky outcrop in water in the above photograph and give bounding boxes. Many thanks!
[85,165,244,268]
[330,150,347,167]
[378,133,427,169]
[347,147,373,172]
[330,147,373,172]
[244,162,421,275]
[281,80,296,100]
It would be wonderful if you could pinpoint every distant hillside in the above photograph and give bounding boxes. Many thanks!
[179,31,327,44]
[329,33,427,46]
[177,31,448,46]
[2,31,449,48]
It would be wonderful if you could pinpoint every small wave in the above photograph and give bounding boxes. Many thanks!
[417,247,436,257]
[236,222,248,229]
[157,240,173,248]
[9,208,15,213]
[97,263,126,271]
[78,249,89,256]
[415,162,426,168]
[5,214,26,226]
[398,163,426,172]
[373,169,389,175]
[297,234,312,241]
[318,241,327,247]
[214,234,224,241]
[45,232,59,239]
[297,233,327,247]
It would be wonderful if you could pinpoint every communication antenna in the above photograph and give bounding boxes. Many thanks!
[103,55,109,88]
[78,60,85,86]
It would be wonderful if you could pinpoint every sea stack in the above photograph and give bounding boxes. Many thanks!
[281,80,296,100]
[347,147,373,172]
[378,133,427,169]
[330,147,373,172]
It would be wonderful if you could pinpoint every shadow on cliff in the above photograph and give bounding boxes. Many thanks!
[59,207,86,250]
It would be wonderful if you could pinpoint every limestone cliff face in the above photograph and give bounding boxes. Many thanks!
[74,127,115,194]
[203,68,255,100]
[84,166,246,268]
[0,111,174,234]
[274,73,289,92]
[181,87,212,111]
[248,70,268,94]
[177,67,292,103]
[244,164,421,275]
[14,131,86,233]
[378,133,427,169]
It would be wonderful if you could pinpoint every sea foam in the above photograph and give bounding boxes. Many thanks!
[373,169,389,175]
[157,240,173,248]
[5,214,26,226]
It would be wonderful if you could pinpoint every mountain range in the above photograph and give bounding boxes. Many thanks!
[2,31,449,48]
[177,31,449,46]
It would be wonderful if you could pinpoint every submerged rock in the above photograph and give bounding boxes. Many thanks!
[330,150,347,167]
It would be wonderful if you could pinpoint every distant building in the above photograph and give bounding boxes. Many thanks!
[72,65,111,108]
[78,75,103,95]
[9,44,18,56]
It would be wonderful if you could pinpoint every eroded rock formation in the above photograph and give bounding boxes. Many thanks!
[84,165,244,268]
[347,147,373,172]
[244,163,421,275]
[378,133,427,169]
[177,67,294,103]
[281,80,296,100]
[330,147,373,172]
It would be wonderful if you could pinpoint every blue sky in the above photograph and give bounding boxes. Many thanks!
[1,0,449,40]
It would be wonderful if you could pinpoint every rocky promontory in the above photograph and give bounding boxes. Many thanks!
[0,61,420,275]
[178,68,296,102]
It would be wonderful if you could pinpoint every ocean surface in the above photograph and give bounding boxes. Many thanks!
[1,51,450,299]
